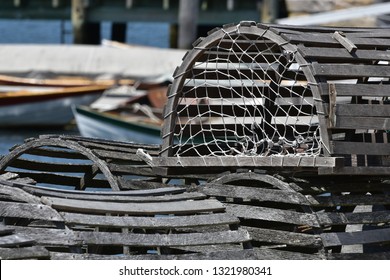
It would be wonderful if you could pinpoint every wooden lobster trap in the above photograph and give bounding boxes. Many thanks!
[153,21,390,176]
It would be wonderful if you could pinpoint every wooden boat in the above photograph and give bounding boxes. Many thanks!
[72,105,162,144]
[0,85,108,127]
[73,86,167,143]
[0,73,134,88]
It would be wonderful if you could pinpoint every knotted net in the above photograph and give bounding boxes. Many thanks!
[167,25,322,159]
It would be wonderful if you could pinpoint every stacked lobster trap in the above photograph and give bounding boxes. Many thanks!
[156,21,390,176]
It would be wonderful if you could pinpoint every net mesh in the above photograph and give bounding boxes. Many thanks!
[170,29,322,159]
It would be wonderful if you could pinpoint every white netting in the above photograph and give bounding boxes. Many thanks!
[171,29,322,158]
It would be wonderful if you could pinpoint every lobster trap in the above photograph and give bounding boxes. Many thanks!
[154,22,390,176]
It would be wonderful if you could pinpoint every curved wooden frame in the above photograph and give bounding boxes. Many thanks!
[160,22,330,159]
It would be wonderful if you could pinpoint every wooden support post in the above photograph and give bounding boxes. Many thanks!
[72,0,86,44]
[111,22,127,43]
[72,0,101,44]
[178,0,200,49]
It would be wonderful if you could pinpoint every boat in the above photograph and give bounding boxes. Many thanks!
[0,85,108,127]
[72,105,162,144]
[72,86,167,143]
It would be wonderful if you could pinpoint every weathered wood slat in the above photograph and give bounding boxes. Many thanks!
[299,46,390,62]
[331,142,390,156]
[320,83,390,97]
[50,248,321,260]
[332,116,390,130]
[23,147,87,160]
[8,158,93,173]
[283,33,390,47]
[41,197,225,215]
[307,194,390,207]
[327,252,390,260]
[11,226,250,247]
[17,183,186,198]
[0,234,36,247]
[335,104,390,118]
[0,246,50,260]
[181,84,311,99]
[202,183,310,205]
[76,229,250,247]
[15,171,111,189]
[17,187,203,202]
[317,210,390,226]
[242,226,322,248]
[210,173,295,191]
[0,225,14,236]
[313,63,390,78]
[225,204,320,227]
[92,149,144,162]
[177,103,314,117]
[0,183,41,204]
[108,164,154,176]
[153,156,342,168]
[61,212,238,229]
[0,201,63,221]
[318,166,390,176]
[321,228,390,247]
[77,141,160,156]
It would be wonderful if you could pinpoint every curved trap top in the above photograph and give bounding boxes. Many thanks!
[155,22,390,176]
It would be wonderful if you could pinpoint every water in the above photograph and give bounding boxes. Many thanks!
[0,19,170,156]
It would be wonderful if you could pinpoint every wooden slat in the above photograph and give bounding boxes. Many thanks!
[0,201,64,221]
[242,226,322,248]
[335,104,390,117]
[320,83,390,97]
[76,229,250,247]
[189,67,300,81]
[321,228,390,247]
[77,141,160,156]
[92,149,143,162]
[108,164,154,176]
[18,183,186,198]
[8,158,93,173]
[50,248,321,260]
[61,212,238,229]
[153,156,343,168]
[15,171,111,189]
[317,210,390,226]
[225,204,320,227]
[181,84,311,99]
[333,117,390,130]
[0,183,40,204]
[331,142,390,156]
[299,46,390,62]
[307,193,390,207]
[41,197,225,215]
[327,252,390,260]
[202,183,310,205]
[0,234,35,247]
[312,63,390,78]
[23,147,87,160]
[0,246,49,260]
[283,33,390,48]
[318,166,390,176]
[176,103,315,117]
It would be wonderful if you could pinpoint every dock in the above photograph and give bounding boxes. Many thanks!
[0,0,279,46]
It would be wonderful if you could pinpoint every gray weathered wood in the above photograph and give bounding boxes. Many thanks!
[319,166,390,176]
[317,210,390,226]
[203,183,311,205]
[321,228,390,247]
[331,142,390,156]
[335,104,390,118]
[0,246,49,260]
[332,31,357,53]
[225,204,320,227]
[61,212,238,229]
[0,234,36,247]
[0,201,63,221]
[320,83,390,98]
[242,226,322,248]
[0,184,41,204]
[41,196,225,215]
[307,194,390,207]
[153,156,342,168]
[333,116,390,130]
[313,62,390,78]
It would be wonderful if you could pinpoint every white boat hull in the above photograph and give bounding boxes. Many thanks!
[73,106,162,144]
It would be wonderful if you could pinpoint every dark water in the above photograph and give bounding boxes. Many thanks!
[0,19,170,156]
